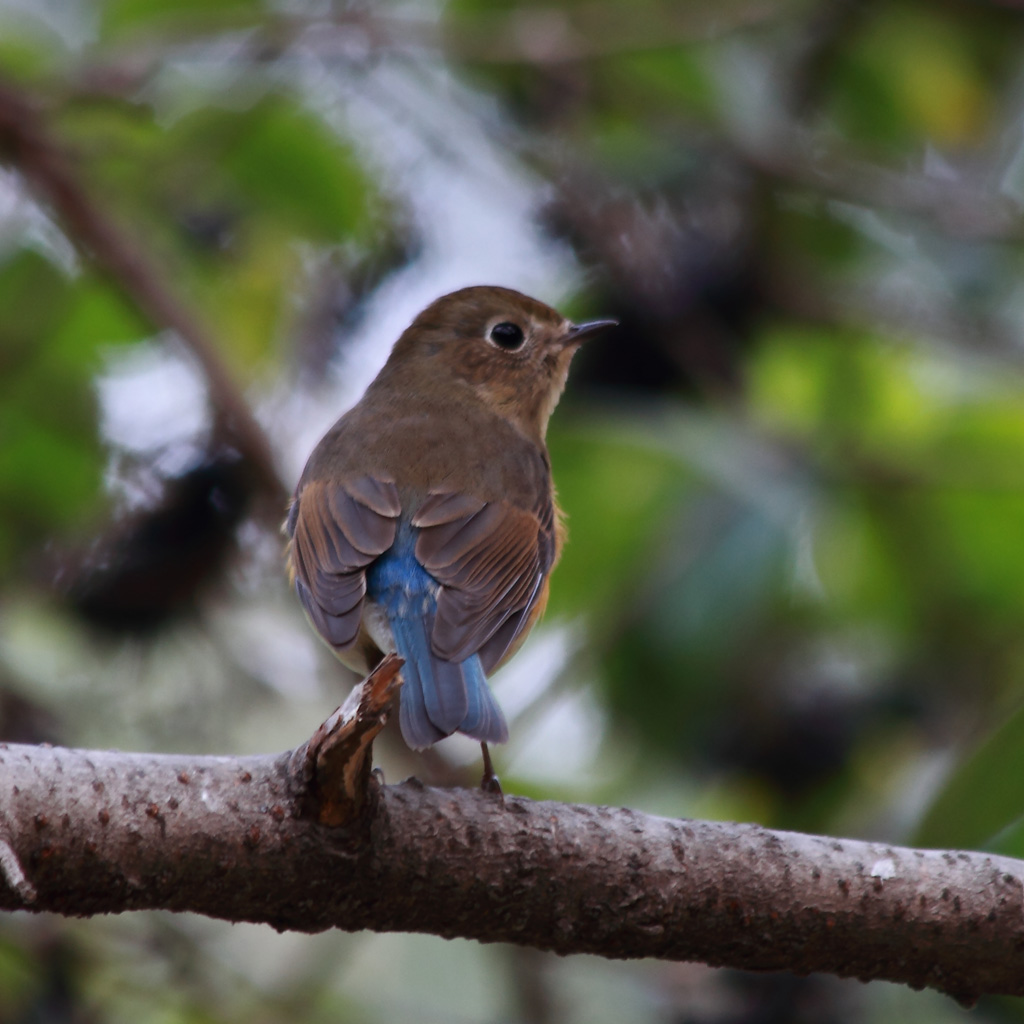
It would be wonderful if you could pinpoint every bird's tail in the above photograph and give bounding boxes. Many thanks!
[389,609,508,750]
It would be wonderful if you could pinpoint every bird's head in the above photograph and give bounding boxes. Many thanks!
[383,285,616,440]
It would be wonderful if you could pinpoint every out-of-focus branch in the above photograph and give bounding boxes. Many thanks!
[0,77,288,510]
[59,6,1024,251]
[770,263,1024,369]
[438,0,789,64]
[734,125,1024,241]
[0,695,1023,1005]
[67,0,792,90]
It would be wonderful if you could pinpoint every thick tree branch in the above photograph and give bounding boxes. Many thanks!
[0,695,1022,1006]
[0,77,287,510]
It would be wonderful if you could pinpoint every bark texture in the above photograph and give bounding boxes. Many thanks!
[1,737,1022,1004]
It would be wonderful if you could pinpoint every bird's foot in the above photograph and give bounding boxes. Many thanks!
[480,742,503,798]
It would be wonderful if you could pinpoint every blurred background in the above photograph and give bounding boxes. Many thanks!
[2,0,1024,1020]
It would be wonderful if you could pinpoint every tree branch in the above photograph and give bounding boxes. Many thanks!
[0,77,288,510]
[0,695,1021,1006]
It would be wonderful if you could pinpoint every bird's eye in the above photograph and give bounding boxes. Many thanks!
[488,321,525,350]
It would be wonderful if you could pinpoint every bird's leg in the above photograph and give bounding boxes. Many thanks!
[480,742,503,796]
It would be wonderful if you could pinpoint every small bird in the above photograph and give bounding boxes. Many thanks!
[285,286,614,769]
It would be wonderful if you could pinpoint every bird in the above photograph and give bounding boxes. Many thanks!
[285,285,615,777]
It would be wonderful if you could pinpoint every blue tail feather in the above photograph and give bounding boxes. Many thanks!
[389,604,465,746]
[367,525,508,749]
[397,665,447,750]
[458,656,509,743]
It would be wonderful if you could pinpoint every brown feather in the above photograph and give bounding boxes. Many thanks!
[414,491,555,669]
[289,478,400,651]
[284,286,611,747]
[412,490,486,527]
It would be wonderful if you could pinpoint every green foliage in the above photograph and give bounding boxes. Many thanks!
[606,48,716,123]
[0,254,146,572]
[53,94,379,371]
[99,0,263,39]
[0,938,35,1019]
[212,99,378,244]
[916,701,1024,853]
[545,425,687,623]
[602,495,794,757]
[5,0,1024,1018]
[826,2,996,150]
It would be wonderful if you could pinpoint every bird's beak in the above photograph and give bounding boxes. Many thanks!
[563,318,618,345]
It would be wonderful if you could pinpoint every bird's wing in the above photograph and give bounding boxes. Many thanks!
[412,488,556,673]
[288,475,401,649]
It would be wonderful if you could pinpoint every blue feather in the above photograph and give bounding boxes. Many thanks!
[366,522,508,748]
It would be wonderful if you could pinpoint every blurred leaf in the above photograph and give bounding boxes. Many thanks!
[883,8,990,146]
[56,101,205,260]
[609,48,715,120]
[47,276,149,360]
[0,250,73,353]
[58,95,382,374]
[931,403,1024,489]
[812,495,915,634]
[649,499,792,660]
[927,491,1024,626]
[829,3,993,148]
[0,937,34,1018]
[99,0,262,38]
[0,29,60,80]
[916,700,1024,851]
[0,405,102,530]
[749,322,1024,485]
[192,220,300,370]
[544,423,688,622]
[601,494,795,758]
[64,94,379,247]
[748,323,835,437]
[586,112,696,184]
[772,197,865,274]
[219,99,377,244]
[749,323,944,457]
[0,267,145,573]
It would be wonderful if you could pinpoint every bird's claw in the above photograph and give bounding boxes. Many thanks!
[480,742,503,798]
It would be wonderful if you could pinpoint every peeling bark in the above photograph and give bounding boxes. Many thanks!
[294,652,404,825]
